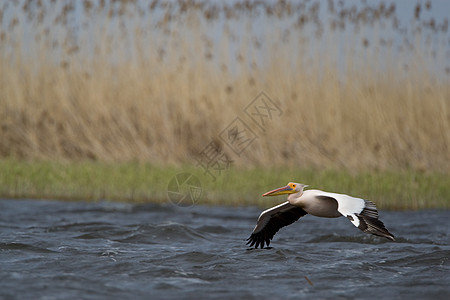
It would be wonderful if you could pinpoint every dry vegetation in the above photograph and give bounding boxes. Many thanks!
[1,0,449,172]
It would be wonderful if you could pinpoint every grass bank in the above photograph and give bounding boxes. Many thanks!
[0,160,448,210]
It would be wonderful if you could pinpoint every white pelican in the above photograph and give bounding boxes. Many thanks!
[247,182,395,248]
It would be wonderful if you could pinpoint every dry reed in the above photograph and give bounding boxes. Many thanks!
[0,0,449,172]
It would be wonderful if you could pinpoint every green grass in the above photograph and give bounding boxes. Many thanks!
[0,159,448,210]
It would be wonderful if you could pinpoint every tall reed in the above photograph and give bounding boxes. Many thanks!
[0,0,449,172]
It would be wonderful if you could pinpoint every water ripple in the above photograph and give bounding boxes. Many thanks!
[0,242,56,253]
[0,199,449,300]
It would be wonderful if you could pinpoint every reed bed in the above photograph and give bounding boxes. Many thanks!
[0,0,449,173]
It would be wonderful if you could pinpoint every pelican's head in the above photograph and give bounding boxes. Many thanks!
[262,182,308,197]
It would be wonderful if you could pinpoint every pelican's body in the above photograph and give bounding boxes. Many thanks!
[247,182,395,248]
[293,190,343,218]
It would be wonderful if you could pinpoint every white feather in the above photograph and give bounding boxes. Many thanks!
[302,190,366,227]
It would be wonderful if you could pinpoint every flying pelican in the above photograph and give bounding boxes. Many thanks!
[247,182,395,248]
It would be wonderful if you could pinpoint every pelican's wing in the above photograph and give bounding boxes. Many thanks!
[332,193,395,241]
[247,201,307,248]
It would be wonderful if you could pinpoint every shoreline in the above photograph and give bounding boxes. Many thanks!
[1,159,448,210]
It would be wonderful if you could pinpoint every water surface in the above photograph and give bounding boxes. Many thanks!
[0,199,448,299]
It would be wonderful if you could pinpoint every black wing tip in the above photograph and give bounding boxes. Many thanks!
[246,234,269,249]
[358,201,396,241]
[357,214,396,241]
[381,228,396,241]
[371,228,396,241]
[246,205,307,249]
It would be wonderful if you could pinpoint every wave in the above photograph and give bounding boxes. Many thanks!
[113,222,213,244]
[306,233,395,244]
[380,249,450,267]
[0,242,57,253]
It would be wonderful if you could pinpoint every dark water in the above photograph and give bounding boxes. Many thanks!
[0,199,448,300]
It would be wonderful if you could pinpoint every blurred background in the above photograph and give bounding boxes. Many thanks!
[1,0,449,171]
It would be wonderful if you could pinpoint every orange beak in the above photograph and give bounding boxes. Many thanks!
[262,185,295,197]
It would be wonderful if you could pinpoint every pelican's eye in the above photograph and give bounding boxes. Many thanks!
[291,184,296,188]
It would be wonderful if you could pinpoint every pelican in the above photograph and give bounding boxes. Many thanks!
[247,182,395,248]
